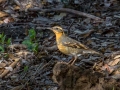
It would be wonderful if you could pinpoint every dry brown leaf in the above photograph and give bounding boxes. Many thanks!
[0,63,6,68]
[0,11,8,17]
[0,0,6,3]
[3,17,14,23]
[10,85,24,90]
[53,13,66,21]
[114,55,120,59]
[5,66,13,71]
[104,53,120,73]
[8,44,27,51]
[108,58,120,66]
[111,74,120,79]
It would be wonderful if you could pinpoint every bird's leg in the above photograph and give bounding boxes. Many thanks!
[68,55,78,65]
[68,57,74,64]
[71,55,78,65]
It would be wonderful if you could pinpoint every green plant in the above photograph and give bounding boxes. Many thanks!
[24,65,29,72]
[22,29,38,53]
[0,33,11,52]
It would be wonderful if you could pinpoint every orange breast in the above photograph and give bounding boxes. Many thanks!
[57,44,70,55]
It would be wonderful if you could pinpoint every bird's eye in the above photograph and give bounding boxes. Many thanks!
[56,28,58,30]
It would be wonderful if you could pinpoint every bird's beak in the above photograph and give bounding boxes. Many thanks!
[47,27,52,30]
[46,27,56,34]
[47,27,56,33]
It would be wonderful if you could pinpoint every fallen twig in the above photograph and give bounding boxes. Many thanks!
[0,58,20,78]
[28,8,103,21]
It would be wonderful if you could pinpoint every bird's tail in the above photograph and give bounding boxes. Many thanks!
[83,49,104,56]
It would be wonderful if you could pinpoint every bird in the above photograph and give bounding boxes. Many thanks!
[48,26,104,65]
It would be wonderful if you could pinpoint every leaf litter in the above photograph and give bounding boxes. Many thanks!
[0,0,120,90]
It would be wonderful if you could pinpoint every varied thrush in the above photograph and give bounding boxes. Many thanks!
[48,26,103,65]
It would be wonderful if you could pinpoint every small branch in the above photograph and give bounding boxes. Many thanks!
[28,8,103,21]
[39,45,58,51]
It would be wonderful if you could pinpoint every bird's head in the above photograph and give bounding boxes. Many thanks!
[48,26,64,35]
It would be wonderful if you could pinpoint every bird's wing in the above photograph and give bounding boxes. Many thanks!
[61,36,103,56]
[62,37,88,49]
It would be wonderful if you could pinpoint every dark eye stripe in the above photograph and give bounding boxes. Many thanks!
[53,26,63,31]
